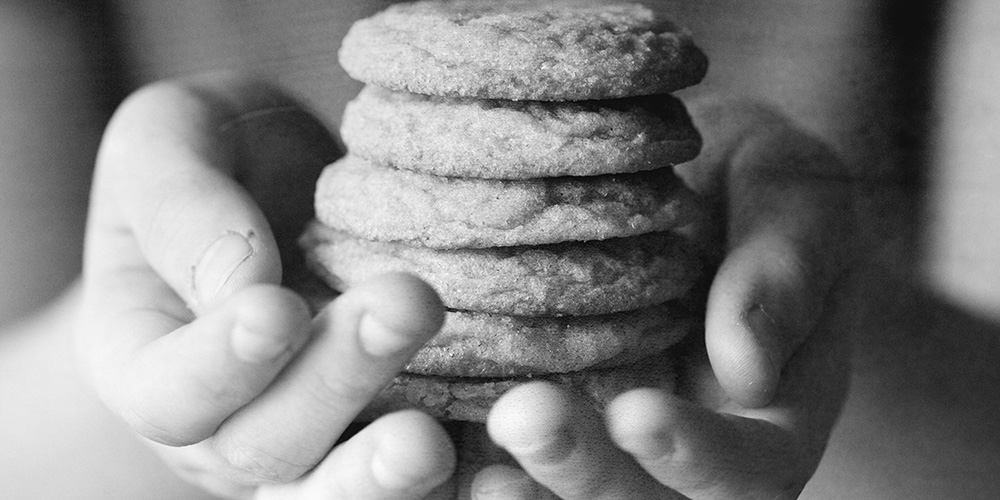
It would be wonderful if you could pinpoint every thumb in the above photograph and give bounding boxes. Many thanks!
[88,75,333,313]
[705,232,828,408]
[693,101,853,408]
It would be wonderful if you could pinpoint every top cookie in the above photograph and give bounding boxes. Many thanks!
[341,86,702,179]
[339,1,709,100]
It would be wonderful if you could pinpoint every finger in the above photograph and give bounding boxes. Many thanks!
[608,304,850,500]
[255,410,455,500]
[705,231,825,407]
[211,273,445,482]
[487,382,684,500]
[678,99,852,409]
[103,284,312,446]
[471,465,559,500]
[607,389,798,499]
[89,76,334,313]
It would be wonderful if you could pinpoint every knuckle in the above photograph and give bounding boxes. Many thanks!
[117,355,242,447]
[121,398,199,446]
[216,437,310,484]
[158,445,257,499]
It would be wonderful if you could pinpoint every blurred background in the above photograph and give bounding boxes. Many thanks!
[1,1,998,499]
[0,0,961,327]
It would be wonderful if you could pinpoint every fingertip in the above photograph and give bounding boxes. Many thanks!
[487,382,575,462]
[326,272,445,359]
[348,272,446,342]
[370,410,456,492]
[229,285,312,364]
[608,390,803,499]
[606,389,678,461]
[706,235,804,408]
[328,273,444,359]
[256,410,456,500]
[490,383,676,500]
[231,285,311,335]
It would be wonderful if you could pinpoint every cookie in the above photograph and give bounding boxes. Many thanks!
[314,155,700,249]
[340,86,702,179]
[339,1,708,100]
[287,273,696,377]
[360,349,679,423]
[301,222,704,316]
[409,303,697,377]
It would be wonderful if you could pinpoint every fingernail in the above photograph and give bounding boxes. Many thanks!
[231,322,289,363]
[358,314,413,357]
[747,304,781,381]
[193,232,254,307]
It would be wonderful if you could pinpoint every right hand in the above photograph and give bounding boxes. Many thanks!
[75,74,455,499]
[471,100,856,500]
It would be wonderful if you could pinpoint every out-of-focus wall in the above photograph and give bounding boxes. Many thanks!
[6,0,986,324]
[116,0,922,276]
[925,0,1000,322]
[662,0,901,177]
[0,3,106,326]
[660,0,926,286]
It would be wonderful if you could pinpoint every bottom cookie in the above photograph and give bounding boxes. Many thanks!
[290,267,698,377]
[359,348,679,423]
[408,303,697,377]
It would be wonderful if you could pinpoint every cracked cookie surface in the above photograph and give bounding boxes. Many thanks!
[360,348,679,422]
[301,222,704,316]
[341,86,702,179]
[314,155,701,249]
[288,275,697,378]
[338,0,708,100]
[408,303,697,377]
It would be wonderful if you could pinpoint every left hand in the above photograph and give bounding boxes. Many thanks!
[75,74,456,500]
[472,99,855,500]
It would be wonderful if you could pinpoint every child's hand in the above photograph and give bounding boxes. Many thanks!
[477,100,855,500]
[75,75,455,499]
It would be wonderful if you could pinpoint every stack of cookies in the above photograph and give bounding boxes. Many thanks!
[299,0,711,422]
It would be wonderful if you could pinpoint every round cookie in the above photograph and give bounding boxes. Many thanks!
[286,273,697,377]
[301,222,704,316]
[314,155,700,249]
[341,86,702,179]
[338,1,708,100]
[408,303,698,377]
[360,349,679,423]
